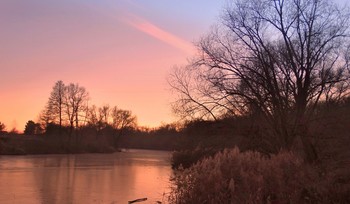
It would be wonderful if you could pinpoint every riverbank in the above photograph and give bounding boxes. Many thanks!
[0,134,116,155]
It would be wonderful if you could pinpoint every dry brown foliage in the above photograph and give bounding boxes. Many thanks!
[169,147,349,204]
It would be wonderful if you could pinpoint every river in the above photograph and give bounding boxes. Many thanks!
[0,149,172,204]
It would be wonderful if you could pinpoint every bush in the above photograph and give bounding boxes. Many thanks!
[169,147,321,204]
[171,147,219,169]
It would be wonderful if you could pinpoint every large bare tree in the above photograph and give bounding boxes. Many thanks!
[64,83,89,135]
[169,0,350,161]
[40,80,66,133]
[48,80,65,128]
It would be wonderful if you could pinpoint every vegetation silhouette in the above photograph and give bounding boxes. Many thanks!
[24,120,42,135]
[169,0,350,203]
[0,80,180,155]
[0,121,5,133]
[169,0,350,163]
[1,0,350,202]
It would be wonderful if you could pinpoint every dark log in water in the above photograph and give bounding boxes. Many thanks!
[128,197,147,203]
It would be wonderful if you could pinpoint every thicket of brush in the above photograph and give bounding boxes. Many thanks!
[169,148,349,203]
[169,99,350,203]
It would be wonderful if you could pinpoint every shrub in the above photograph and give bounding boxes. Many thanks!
[171,147,219,169]
[169,147,320,204]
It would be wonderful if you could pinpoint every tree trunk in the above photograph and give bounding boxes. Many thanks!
[300,135,318,163]
[295,94,318,163]
[297,117,318,163]
[59,107,62,136]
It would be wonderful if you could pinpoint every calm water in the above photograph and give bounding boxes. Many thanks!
[0,149,172,204]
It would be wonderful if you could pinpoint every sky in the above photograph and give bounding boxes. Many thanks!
[0,0,225,131]
[0,0,347,132]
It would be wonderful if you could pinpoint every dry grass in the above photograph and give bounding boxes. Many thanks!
[169,147,349,204]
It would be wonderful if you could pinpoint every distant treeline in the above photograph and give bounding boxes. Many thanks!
[0,80,181,154]
[0,122,181,155]
[2,94,350,158]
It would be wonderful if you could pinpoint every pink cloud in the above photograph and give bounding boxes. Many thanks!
[122,13,195,55]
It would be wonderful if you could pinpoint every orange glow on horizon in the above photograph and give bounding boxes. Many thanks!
[0,0,224,132]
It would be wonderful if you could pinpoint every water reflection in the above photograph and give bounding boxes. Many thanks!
[0,149,171,204]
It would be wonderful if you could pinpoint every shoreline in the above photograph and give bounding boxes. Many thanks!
[0,135,172,156]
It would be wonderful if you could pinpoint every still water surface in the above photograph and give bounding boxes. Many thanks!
[0,149,172,204]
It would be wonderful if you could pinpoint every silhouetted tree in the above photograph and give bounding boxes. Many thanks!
[40,80,66,132]
[87,105,111,138]
[111,107,137,130]
[169,0,350,162]
[64,83,89,136]
[48,80,65,129]
[87,105,100,126]
[45,122,62,135]
[0,122,6,133]
[99,105,110,125]
[39,108,56,130]
[111,106,137,147]
[24,120,42,135]
[9,128,19,135]
[39,81,90,140]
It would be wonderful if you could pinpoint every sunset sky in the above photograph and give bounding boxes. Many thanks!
[0,0,225,131]
[0,0,347,132]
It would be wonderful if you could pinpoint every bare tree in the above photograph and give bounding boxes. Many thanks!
[87,105,99,127]
[111,107,136,130]
[50,81,65,127]
[110,106,137,147]
[45,80,66,131]
[39,108,55,128]
[39,80,66,133]
[99,105,111,125]
[64,83,89,136]
[170,0,350,162]
[87,104,111,138]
